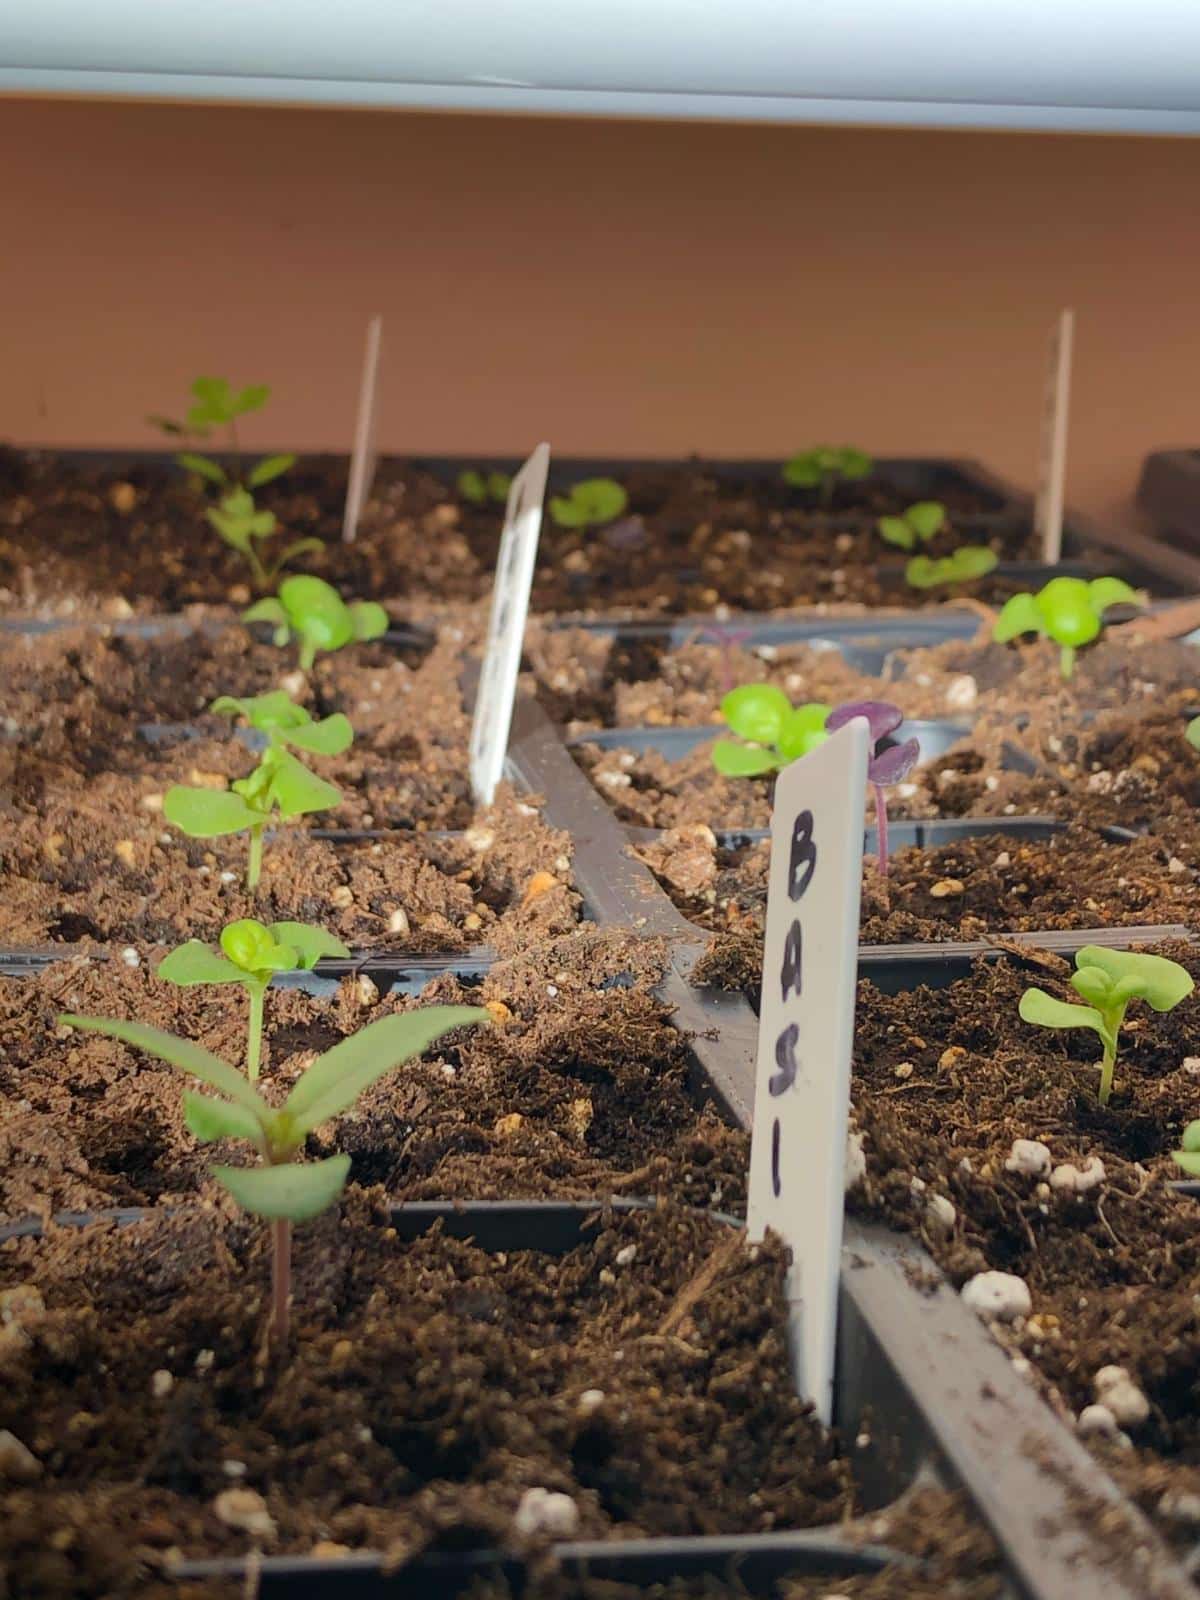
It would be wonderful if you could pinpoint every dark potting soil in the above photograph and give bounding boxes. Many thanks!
[637,823,1200,952]
[0,931,744,1224]
[0,448,1030,622]
[0,1195,851,1594]
[847,939,1200,1559]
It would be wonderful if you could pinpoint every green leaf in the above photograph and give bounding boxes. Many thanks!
[348,600,389,643]
[487,471,512,502]
[905,501,945,540]
[273,537,324,572]
[878,516,915,550]
[952,546,998,580]
[1088,576,1140,615]
[220,919,296,975]
[457,469,487,504]
[905,556,940,589]
[550,479,627,529]
[269,922,350,969]
[176,452,227,486]
[248,453,295,488]
[1036,577,1101,648]
[782,454,822,489]
[183,1090,264,1145]
[281,713,353,756]
[720,683,791,745]
[712,740,780,777]
[213,691,307,733]
[264,751,342,819]
[1069,964,1113,1007]
[279,576,354,654]
[243,598,288,629]
[1172,1150,1200,1176]
[838,448,873,481]
[993,592,1043,643]
[1179,1119,1200,1154]
[158,941,247,987]
[212,1155,351,1221]
[1187,716,1200,753]
[232,383,270,416]
[285,1006,489,1135]
[548,494,583,528]
[777,704,831,761]
[206,505,252,556]
[164,786,262,837]
[58,1014,267,1115]
[1073,946,1193,1012]
[1018,988,1106,1037]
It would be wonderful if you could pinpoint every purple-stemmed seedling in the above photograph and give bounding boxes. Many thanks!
[825,701,920,875]
[693,622,756,693]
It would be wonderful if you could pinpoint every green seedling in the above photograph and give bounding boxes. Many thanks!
[244,575,389,672]
[993,576,1140,679]
[712,684,831,776]
[59,1004,487,1342]
[906,546,998,590]
[159,918,349,1081]
[782,447,873,507]
[150,376,295,494]
[1186,717,1200,752]
[206,485,322,591]
[457,468,512,506]
[548,478,628,530]
[163,692,351,890]
[877,501,946,551]
[1171,1120,1200,1177]
[1020,946,1193,1105]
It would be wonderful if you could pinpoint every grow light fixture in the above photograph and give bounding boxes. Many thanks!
[4,0,1200,134]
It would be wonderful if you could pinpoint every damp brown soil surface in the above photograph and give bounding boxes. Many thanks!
[846,937,1200,1558]
[531,627,1199,731]
[0,932,745,1224]
[2,448,1034,621]
[637,823,1200,953]
[0,1193,852,1594]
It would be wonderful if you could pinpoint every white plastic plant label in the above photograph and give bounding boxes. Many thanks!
[469,443,551,806]
[342,313,383,544]
[1034,307,1074,564]
[746,716,870,1425]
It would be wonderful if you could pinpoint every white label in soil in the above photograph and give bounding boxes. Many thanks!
[746,717,869,1426]
[342,313,383,544]
[1034,307,1074,565]
[469,443,551,807]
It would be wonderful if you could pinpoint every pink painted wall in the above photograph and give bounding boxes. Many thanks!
[3,97,1198,522]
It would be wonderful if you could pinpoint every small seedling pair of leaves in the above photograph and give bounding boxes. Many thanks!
[877,501,946,550]
[206,485,322,590]
[782,447,873,506]
[549,478,628,529]
[1172,1120,1200,1176]
[712,684,831,776]
[210,691,353,757]
[1020,946,1193,1105]
[244,576,389,672]
[993,576,1140,678]
[160,918,349,1080]
[906,546,998,589]
[1186,716,1200,753]
[58,1004,488,1341]
[826,701,920,876]
[457,469,512,506]
[151,378,295,497]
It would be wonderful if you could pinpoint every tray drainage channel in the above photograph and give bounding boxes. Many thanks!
[503,687,1198,1600]
[1,1200,918,1596]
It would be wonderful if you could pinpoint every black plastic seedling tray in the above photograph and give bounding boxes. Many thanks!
[500,687,1198,1600]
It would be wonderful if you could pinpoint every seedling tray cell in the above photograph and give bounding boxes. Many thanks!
[572,717,970,766]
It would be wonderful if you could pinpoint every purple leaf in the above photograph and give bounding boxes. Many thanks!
[826,700,904,746]
[869,737,921,787]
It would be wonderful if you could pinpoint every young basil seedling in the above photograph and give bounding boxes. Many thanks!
[906,546,998,590]
[206,485,322,591]
[163,692,350,889]
[1185,716,1200,753]
[150,377,295,495]
[825,701,919,876]
[457,468,512,506]
[712,684,831,776]
[1020,946,1193,1105]
[159,918,350,1081]
[548,478,628,530]
[782,447,873,507]
[993,576,1140,679]
[877,501,946,551]
[243,575,389,672]
[1171,1120,1200,1177]
[58,1003,488,1343]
